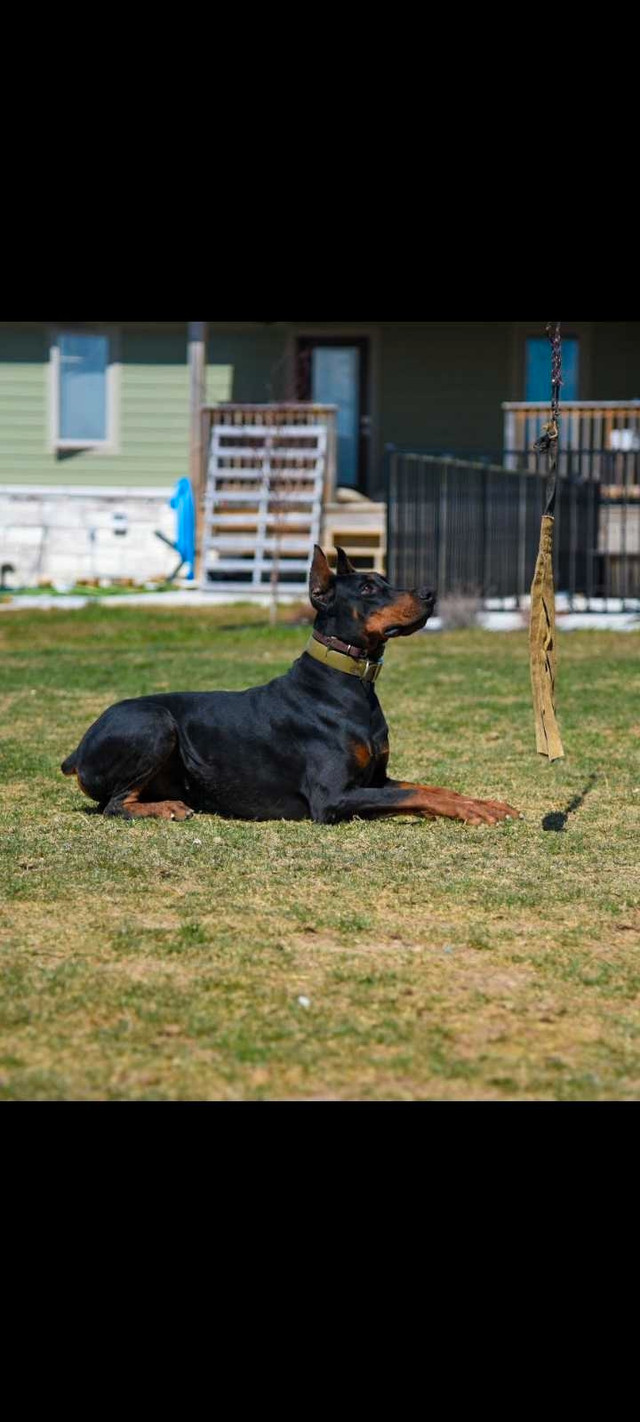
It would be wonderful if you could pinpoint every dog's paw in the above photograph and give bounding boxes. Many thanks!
[163,801,195,822]
[458,797,522,826]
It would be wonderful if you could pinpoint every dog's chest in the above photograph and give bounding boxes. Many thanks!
[350,701,390,783]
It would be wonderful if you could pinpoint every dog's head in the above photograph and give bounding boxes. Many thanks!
[309,546,437,655]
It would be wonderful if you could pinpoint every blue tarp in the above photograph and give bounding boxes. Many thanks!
[169,477,195,580]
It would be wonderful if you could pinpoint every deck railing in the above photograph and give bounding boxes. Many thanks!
[502,401,640,486]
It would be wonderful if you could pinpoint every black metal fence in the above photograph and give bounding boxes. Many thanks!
[386,449,640,608]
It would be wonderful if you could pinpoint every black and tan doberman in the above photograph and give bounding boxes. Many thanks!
[62,547,520,827]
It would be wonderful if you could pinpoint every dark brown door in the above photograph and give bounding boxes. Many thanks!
[297,336,370,491]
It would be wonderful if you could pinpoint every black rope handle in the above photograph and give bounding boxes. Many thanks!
[533,321,563,516]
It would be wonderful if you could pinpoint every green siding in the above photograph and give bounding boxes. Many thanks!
[380,321,512,459]
[0,327,49,482]
[208,327,287,403]
[207,363,234,404]
[0,327,189,487]
[591,322,640,399]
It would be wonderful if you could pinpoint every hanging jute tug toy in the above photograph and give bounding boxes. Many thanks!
[529,321,565,762]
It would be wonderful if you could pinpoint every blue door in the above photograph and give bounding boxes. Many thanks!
[298,338,369,490]
[526,336,580,402]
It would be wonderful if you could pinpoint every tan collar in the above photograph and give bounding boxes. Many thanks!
[305,634,384,683]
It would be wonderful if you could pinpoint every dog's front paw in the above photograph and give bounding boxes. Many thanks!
[459,796,522,826]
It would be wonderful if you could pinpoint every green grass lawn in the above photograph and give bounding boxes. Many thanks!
[1,605,639,1101]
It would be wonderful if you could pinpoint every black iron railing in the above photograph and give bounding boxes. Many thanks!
[386,448,640,609]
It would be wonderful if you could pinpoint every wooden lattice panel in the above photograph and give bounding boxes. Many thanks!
[201,406,334,591]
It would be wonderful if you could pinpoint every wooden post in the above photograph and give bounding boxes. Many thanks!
[188,321,208,582]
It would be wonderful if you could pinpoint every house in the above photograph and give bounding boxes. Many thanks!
[1,321,639,587]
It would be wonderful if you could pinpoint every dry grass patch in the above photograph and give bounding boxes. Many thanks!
[1,608,639,1099]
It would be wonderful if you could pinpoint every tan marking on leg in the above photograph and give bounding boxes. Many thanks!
[396,783,520,825]
[121,789,194,821]
[351,740,372,769]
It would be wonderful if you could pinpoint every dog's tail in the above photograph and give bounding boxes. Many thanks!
[61,749,80,777]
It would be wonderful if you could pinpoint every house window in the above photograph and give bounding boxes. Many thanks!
[51,329,118,450]
[526,336,580,402]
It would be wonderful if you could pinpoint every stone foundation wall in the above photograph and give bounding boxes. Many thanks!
[0,486,178,587]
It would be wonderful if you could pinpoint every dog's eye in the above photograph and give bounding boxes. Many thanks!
[360,582,376,597]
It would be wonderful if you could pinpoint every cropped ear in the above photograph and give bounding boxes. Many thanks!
[309,545,336,611]
[335,546,357,576]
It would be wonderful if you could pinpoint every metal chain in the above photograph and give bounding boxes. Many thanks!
[533,320,563,515]
[548,320,563,429]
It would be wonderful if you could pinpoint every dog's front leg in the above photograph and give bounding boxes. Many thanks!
[309,780,520,827]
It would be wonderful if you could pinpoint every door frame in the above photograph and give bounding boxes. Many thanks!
[287,326,380,495]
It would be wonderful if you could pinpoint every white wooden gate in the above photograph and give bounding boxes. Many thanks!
[201,406,334,592]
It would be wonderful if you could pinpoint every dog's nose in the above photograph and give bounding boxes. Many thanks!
[417,586,437,607]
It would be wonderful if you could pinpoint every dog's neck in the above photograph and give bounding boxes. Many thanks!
[312,616,384,662]
[311,629,383,664]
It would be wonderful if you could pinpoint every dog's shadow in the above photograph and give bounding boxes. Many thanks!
[543,774,597,832]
